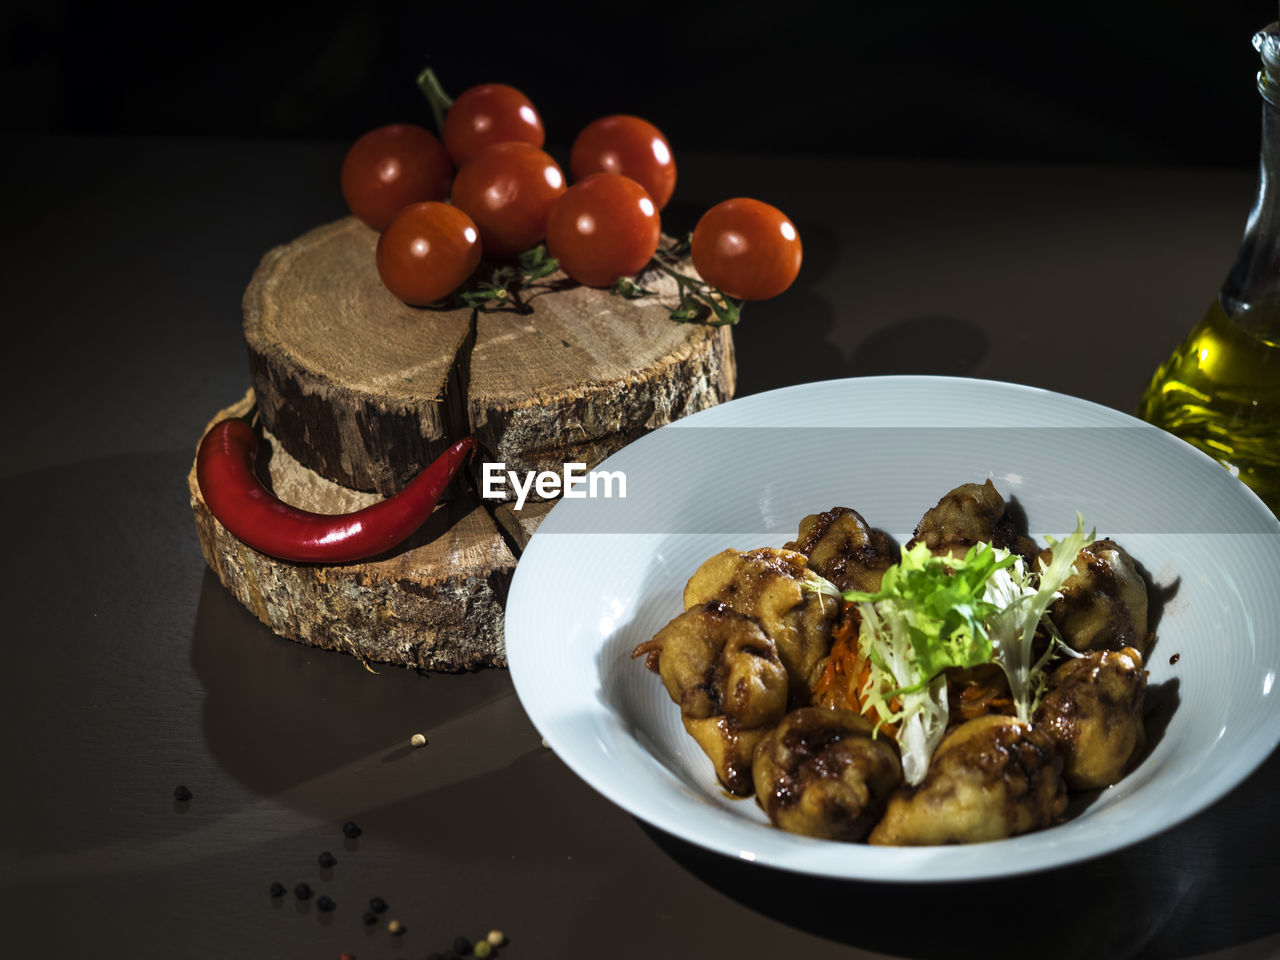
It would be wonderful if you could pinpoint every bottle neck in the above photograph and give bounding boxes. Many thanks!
[1220,23,1280,332]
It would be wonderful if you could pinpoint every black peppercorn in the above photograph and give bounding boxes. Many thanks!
[318,850,337,868]
[368,897,388,914]
[342,820,362,839]
[453,936,472,955]
[294,882,313,900]
[362,911,377,926]
[316,895,336,912]
[268,881,286,898]
[173,784,193,802]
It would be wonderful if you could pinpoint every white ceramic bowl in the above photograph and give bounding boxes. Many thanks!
[506,376,1280,881]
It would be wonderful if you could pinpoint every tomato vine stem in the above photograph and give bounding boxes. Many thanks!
[604,237,742,324]
[452,237,741,325]
[455,245,561,313]
[416,67,454,138]
[647,237,742,325]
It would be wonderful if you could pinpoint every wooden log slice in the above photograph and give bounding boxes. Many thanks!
[468,264,736,489]
[245,217,735,496]
[189,391,514,671]
[244,217,474,495]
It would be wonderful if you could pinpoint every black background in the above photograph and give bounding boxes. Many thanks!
[4,0,1276,166]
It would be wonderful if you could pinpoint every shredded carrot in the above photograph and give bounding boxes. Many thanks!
[813,608,858,705]
[815,603,899,737]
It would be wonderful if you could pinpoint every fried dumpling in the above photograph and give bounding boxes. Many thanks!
[753,707,902,841]
[784,506,898,594]
[1034,647,1148,789]
[1041,538,1149,656]
[683,547,839,699]
[869,715,1066,845]
[908,480,1037,561]
[638,602,790,795]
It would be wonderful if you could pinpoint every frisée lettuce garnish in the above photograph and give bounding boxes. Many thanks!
[842,516,1094,785]
[984,517,1095,722]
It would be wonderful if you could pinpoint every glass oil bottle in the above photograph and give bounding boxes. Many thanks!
[1139,22,1280,515]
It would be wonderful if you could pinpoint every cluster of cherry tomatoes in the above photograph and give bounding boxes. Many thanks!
[340,81,802,310]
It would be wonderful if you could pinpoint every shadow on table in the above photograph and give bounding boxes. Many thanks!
[189,569,519,805]
[733,304,990,398]
[189,570,616,869]
[846,315,989,378]
[637,742,1280,960]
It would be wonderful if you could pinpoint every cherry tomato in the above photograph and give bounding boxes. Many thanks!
[341,124,453,232]
[570,115,676,210]
[443,83,546,167]
[691,198,802,301]
[546,174,661,288]
[449,142,565,260]
[375,202,482,306]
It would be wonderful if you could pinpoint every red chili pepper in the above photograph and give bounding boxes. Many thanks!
[197,417,475,563]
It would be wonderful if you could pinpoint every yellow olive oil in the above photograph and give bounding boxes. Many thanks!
[1139,298,1280,513]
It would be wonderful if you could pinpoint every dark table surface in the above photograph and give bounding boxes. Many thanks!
[2,136,1277,960]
